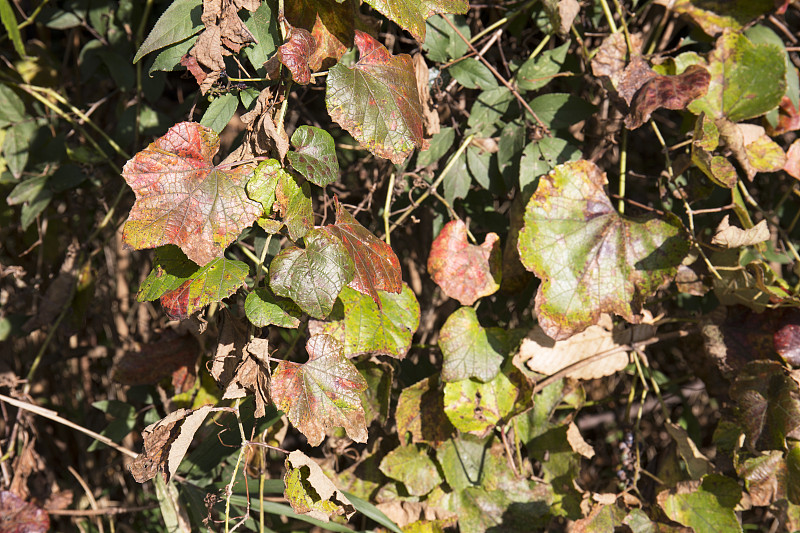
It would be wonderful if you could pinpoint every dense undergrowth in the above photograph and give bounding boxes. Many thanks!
[2,0,800,531]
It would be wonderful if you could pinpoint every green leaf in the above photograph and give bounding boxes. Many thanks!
[438,307,512,382]
[517,160,689,340]
[688,32,786,123]
[326,30,425,164]
[417,127,455,167]
[363,0,468,42]
[247,159,282,214]
[270,335,368,446]
[310,285,420,359]
[242,1,280,75]
[149,36,197,74]
[670,0,774,36]
[448,58,497,89]
[159,257,249,319]
[466,145,493,189]
[443,150,471,203]
[137,245,199,302]
[287,126,339,187]
[379,444,443,496]
[269,229,354,319]
[199,93,239,134]
[467,87,513,132]
[422,14,470,63]
[0,85,26,127]
[660,475,743,533]
[395,375,455,446]
[0,0,24,57]
[527,93,596,130]
[133,0,204,63]
[245,287,303,328]
[443,371,519,434]
[436,434,491,491]
[275,166,313,241]
[519,137,581,191]
[3,121,37,178]
[517,41,570,91]
[357,360,393,425]
[284,450,356,521]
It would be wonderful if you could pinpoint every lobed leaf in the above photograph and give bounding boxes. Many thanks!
[121,122,262,266]
[270,335,368,446]
[287,126,339,187]
[158,257,249,320]
[363,0,468,42]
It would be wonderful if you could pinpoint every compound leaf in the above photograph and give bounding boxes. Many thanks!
[121,122,261,266]
[326,30,425,164]
[517,160,689,340]
[270,335,368,446]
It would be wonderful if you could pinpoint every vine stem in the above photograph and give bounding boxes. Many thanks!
[383,172,395,245]
[390,134,474,231]
[598,0,619,33]
[224,398,248,533]
[440,16,550,135]
[618,128,627,214]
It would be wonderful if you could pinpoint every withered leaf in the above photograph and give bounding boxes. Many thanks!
[625,64,711,129]
[278,27,317,85]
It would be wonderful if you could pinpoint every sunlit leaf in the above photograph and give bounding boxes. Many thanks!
[121,122,261,265]
[274,170,313,241]
[323,199,402,304]
[287,126,339,187]
[517,160,688,340]
[658,475,742,533]
[443,370,519,435]
[270,335,368,446]
[269,228,354,319]
[159,257,249,320]
[310,285,419,359]
[379,444,443,496]
[245,287,303,328]
[663,0,774,36]
[285,0,354,72]
[517,41,570,92]
[624,64,710,129]
[133,0,203,63]
[363,0,468,42]
[284,450,356,521]
[428,219,501,306]
[326,30,426,164]
[278,27,316,85]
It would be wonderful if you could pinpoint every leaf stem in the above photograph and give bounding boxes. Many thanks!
[384,172,395,245]
[618,128,627,214]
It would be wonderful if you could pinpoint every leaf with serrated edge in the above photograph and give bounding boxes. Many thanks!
[137,245,199,302]
[517,160,688,340]
[309,285,420,359]
[438,307,508,383]
[362,0,468,42]
[443,371,519,435]
[269,229,354,319]
[326,31,425,164]
[270,335,368,446]
[379,444,443,496]
[133,0,203,63]
[245,288,303,328]
[322,199,402,305]
[121,122,261,265]
[284,450,356,521]
[287,126,339,187]
[159,258,249,320]
[395,375,454,446]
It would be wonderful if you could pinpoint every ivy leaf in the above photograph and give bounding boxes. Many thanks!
[275,170,313,241]
[517,160,689,340]
[322,199,402,305]
[309,285,420,359]
[284,450,356,521]
[326,30,426,164]
[438,307,520,383]
[158,257,249,320]
[270,335,368,446]
[379,444,443,497]
[362,0,468,42]
[428,219,501,306]
[287,126,339,187]
[688,32,786,123]
[277,27,316,85]
[269,228,354,319]
[245,287,303,329]
[121,122,262,266]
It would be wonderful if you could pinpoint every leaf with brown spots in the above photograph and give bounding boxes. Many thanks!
[270,335,368,446]
[121,122,262,265]
[625,64,711,129]
[285,0,355,71]
[326,30,426,164]
[158,257,249,320]
[362,0,468,42]
[278,27,316,85]
[428,219,501,306]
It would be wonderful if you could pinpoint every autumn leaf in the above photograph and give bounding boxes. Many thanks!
[270,335,368,446]
[395,375,455,446]
[277,27,316,85]
[269,228,354,319]
[625,64,711,129]
[158,257,249,320]
[121,122,262,266]
[517,160,689,340]
[428,219,501,306]
[362,0,468,42]
[326,30,426,164]
[284,450,356,521]
[660,0,775,36]
[309,285,420,359]
[0,491,49,533]
[379,444,443,496]
[285,0,355,72]
[287,126,339,187]
[322,198,402,305]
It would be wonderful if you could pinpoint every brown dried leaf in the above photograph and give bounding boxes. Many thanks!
[278,28,317,85]
[712,215,770,248]
[413,53,440,135]
[129,405,213,483]
[219,3,255,53]
[767,94,800,136]
[625,64,711,129]
[616,54,658,105]
[590,32,644,97]
[0,491,49,533]
[112,334,198,393]
[284,450,356,521]
[180,54,207,86]
[566,422,595,459]
[210,313,248,393]
[285,0,355,72]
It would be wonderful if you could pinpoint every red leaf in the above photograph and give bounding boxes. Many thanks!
[277,27,316,85]
[428,219,501,306]
[121,122,262,265]
[625,64,711,129]
[768,95,800,136]
[322,198,402,306]
[775,309,800,366]
[270,335,368,446]
[0,491,49,533]
[285,0,355,72]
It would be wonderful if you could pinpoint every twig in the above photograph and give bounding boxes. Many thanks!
[68,466,105,533]
[440,16,551,135]
[47,504,160,516]
[0,393,139,459]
